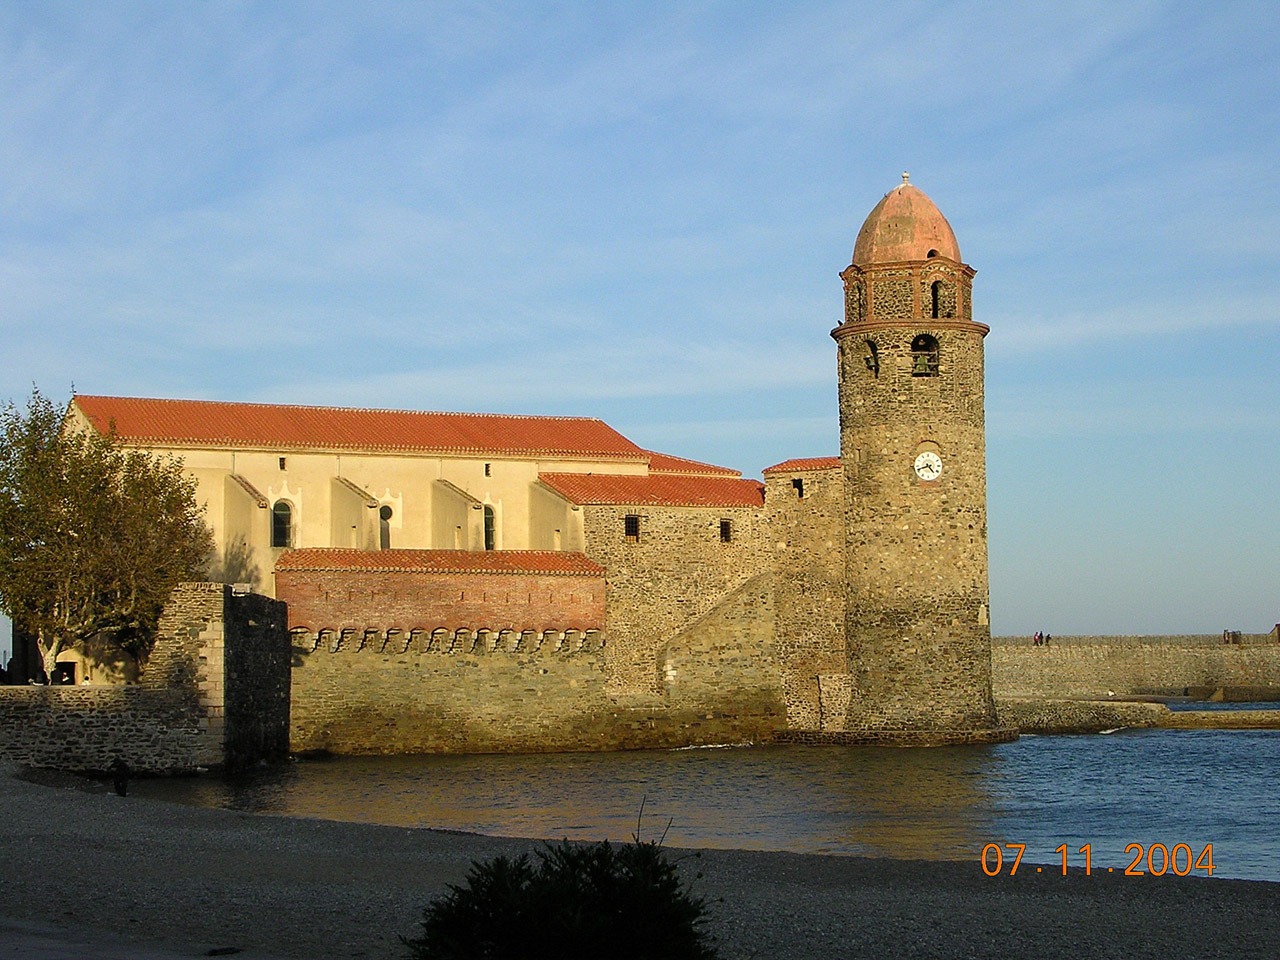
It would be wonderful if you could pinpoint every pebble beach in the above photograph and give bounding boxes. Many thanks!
[0,763,1276,960]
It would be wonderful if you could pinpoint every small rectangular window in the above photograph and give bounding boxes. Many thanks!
[792,478,804,498]
[278,457,287,470]
[624,515,640,543]
[719,519,732,543]
[484,463,492,477]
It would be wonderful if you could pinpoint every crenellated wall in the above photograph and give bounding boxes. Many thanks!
[276,551,789,754]
[287,626,616,754]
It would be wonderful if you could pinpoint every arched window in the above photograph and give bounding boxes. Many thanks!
[379,505,392,550]
[911,334,940,377]
[863,339,879,377]
[271,501,294,548]
[483,505,496,551]
[930,280,955,319]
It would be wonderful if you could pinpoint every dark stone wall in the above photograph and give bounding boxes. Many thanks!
[223,591,291,768]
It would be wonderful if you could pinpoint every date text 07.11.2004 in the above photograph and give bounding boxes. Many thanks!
[981,843,1215,877]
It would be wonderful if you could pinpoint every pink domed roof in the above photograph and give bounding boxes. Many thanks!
[852,174,961,266]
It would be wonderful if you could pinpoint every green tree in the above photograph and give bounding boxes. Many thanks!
[0,388,213,678]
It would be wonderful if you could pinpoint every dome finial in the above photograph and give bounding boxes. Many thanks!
[901,171,910,185]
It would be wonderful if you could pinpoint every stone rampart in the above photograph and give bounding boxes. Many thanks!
[286,573,788,755]
[655,573,786,744]
[992,635,1280,699]
[288,628,614,754]
[995,698,1167,734]
[0,583,290,774]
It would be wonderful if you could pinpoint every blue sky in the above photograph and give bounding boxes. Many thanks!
[0,0,1276,652]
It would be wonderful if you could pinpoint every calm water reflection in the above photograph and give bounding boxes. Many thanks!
[133,730,1280,881]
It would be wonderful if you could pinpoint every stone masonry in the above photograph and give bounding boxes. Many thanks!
[761,460,846,730]
[580,503,770,692]
[992,635,1280,700]
[0,583,290,773]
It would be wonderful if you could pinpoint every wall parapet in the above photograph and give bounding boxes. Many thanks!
[291,626,604,656]
[993,634,1275,647]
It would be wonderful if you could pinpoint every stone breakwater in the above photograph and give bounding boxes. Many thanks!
[996,698,1280,734]
[996,698,1167,734]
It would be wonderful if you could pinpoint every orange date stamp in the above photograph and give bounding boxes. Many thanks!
[981,842,1215,877]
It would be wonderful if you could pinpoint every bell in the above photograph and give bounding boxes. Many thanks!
[913,354,931,374]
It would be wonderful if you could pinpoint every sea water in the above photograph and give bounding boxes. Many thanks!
[131,728,1280,881]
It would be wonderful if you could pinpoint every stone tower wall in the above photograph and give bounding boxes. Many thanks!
[834,257,998,734]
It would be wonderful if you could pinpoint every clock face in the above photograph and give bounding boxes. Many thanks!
[913,451,942,481]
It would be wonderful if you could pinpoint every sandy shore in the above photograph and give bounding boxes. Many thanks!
[0,764,1276,960]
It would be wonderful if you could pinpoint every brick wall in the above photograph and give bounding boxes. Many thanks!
[275,567,604,636]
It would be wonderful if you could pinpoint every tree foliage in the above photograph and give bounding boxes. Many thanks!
[404,837,719,960]
[0,388,213,674]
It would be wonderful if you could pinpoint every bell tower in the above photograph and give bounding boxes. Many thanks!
[831,174,1007,743]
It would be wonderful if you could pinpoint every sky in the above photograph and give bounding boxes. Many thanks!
[0,0,1277,643]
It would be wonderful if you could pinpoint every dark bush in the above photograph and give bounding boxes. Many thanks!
[403,837,719,960]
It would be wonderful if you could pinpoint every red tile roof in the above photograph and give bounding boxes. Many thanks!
[538,473,764,507]
[762,456,842,474]
[275,548,604,577]
[644,450,740,477]
[72,395,648,460]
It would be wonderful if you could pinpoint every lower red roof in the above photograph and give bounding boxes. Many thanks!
[538,473,765,507]
[275,548,604,577]
[762,456,841,474]
[644,450,740,477]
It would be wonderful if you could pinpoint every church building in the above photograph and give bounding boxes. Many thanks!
[67,177,1012,752]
